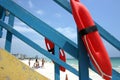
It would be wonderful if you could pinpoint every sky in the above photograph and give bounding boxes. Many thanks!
[0,0,120,58]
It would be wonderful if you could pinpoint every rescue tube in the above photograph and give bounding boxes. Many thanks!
[45,38,66,72]
[70,0,112,80]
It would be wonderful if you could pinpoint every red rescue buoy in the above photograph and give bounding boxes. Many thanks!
[70,0,112,80]
[59,49,66,72]
[45,38,66,72]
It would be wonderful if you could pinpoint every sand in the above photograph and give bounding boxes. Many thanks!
[20,59,104,80]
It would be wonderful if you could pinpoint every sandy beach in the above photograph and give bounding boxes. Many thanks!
[20,59,104,80]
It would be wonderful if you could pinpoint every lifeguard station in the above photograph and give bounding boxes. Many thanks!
[0,0,120,80]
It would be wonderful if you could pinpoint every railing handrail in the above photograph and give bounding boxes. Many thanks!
[0,0,120,80]
[0,20,79,76]
[53,0,120,51]
[0,0,79,59]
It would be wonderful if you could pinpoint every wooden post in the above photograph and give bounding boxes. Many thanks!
[54,45,60,80]
[5,14,14,52]
[78,31,90,80]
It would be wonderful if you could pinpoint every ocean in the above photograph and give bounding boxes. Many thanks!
[111,58,120,72]
[66,58,120,73]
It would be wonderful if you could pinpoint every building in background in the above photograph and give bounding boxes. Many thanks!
[12,53,26,60]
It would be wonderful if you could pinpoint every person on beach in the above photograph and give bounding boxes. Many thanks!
[41,58,45,68]
[33,59,40,68]
[28,58,31,66]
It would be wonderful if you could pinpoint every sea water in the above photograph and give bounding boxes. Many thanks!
[66,58,120,73]
[111,58,120,73]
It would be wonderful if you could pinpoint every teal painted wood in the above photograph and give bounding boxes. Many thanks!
[0,0,119,79]
[53,0,71,13]
[0,0,78,59]
[0,20,79,77]
[0,6,4,18]
[78,32,90,80]
[0,28,2,37]
[53,0,120,79]
[0,29,2,37]
[0,6,5,38]
[5,14,14,52]
[54,45,60,80]
[54,0,98,80]
[0,6,3,37]
[54,1,90,79]
[95,22,120,50]
[53,0,120,51]
[112,69,120,80]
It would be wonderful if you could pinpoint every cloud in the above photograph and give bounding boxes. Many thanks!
[36,10,44,15]
[1,22,120,57]
[14,20,33,33]
[14,21,27,27]
[56,26,77,43]
[14,25,33,33]
[54,13,62,18]
[14,21,77,43]
[28,0,34,8]
[14,25,44,39]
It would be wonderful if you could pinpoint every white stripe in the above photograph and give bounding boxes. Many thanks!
[60,49,64,56]
[47,43,50,50]
[83,35,112,79]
